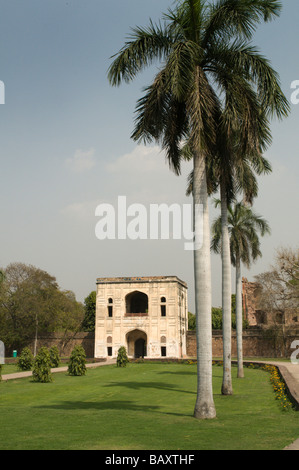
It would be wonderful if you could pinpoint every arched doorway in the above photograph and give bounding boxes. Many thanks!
[125,291,148,315]
[126,329,147,358]
[135,338,146,358]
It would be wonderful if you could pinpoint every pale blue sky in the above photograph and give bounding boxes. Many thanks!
[0,1,298,311]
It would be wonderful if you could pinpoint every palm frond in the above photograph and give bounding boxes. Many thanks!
[107,20,174,86]
[164,40,203,100]
[210,38,290,119]
[204,0,282,45]
[131,69,169,144]
[212,200,271,267]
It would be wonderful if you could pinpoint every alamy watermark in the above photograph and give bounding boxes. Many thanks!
[0,81,5,104]
[291,340,299,365]
[290,80,299,105]
[0,340,5,364]
[95,196,203,251]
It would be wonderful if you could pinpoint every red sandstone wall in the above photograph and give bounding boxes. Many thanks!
[186,330,299,358]
[27,332,95,358]
[25,329,298,359]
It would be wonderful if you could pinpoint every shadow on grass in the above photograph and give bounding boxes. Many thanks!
[34,400,160,412]
[103,380,196,395]
[156,370,196,376]
[155,365,225,381]
[33,399,193,418]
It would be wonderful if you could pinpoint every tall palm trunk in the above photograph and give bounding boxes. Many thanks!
[235,254,244,378]
[220,183,233,395]
[193,150,216,419]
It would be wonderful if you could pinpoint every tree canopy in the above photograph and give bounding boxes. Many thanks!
[82,291,96,332]
[0,262,84,351]
[255,247,299,314]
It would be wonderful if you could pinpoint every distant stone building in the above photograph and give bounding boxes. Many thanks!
[242,277,299,327]
[242,278,263,326]
[94,276,188,360]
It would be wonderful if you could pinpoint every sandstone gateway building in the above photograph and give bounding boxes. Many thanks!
[94,276,188,360]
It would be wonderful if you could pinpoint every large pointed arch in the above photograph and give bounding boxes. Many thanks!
[126,329,147,358]
[125,291,148,314]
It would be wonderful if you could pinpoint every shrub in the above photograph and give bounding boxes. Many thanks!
[32,347,53,383]
[68,345,87,376]
[17,347,34,371]
[117,346,129,368]
[49,345,60,368]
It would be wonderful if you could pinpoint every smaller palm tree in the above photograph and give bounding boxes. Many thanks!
[211,201,270,377]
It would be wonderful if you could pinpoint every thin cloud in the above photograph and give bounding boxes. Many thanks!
[66,148,96,173]
[106,145,165,174]
[61,200,99,219]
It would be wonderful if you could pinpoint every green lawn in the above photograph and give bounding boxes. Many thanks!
[0,357,289,376]
[1,363,20,375]
[0,362,298,450]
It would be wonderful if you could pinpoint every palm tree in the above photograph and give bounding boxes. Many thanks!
[186,133,272,394]
[211,201,271,377]
[216,121,274,395]
[108,0,288,419]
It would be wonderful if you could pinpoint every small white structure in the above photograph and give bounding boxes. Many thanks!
[94,276,188,360]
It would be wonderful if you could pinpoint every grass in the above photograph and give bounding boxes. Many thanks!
[1,363,23,375]
[0,362,298,450]
[1,357,98,375]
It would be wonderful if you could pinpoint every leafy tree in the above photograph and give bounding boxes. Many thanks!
[17,347,34,371]
[0,263,84,352]
[108,0,288,419]
[212,308,223,330]
[189,302,248,330]
[255,247,299,316]
[211,303,249,330]
[82,291,96,332]
[188,312,196,331]
[68,345,87,376]
[32,347,53,383]
[117,346,129,368]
